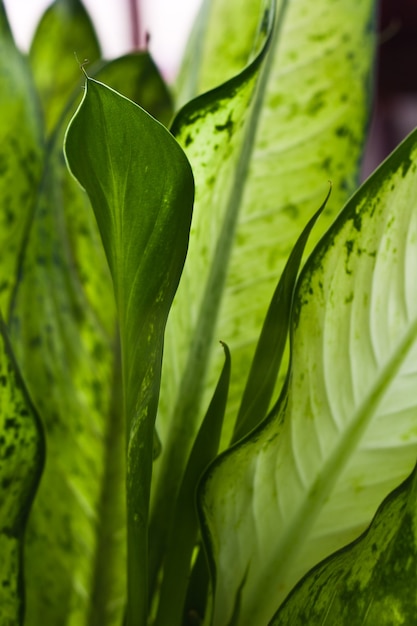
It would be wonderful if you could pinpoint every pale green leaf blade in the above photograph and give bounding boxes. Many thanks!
[29,0,100,134]
[175,0,269,105]
[271,462,417,625]
[0,318,44,625]
[0,3,43,317]
[199,129,417,626]
[64,78,194,626]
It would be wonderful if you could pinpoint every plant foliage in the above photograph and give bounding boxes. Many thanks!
[1,0,417,625]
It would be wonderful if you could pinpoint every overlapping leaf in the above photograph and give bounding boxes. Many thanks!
[61,53,173,337]
[199,129,417,625]
[64,78,194,626]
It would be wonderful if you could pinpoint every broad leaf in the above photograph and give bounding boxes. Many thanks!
[0,318,43,625]
[64,78,194,626]
[0,3,43,316]
[271,460,417,625]
[29,0,100,134]
[199,129,417,625]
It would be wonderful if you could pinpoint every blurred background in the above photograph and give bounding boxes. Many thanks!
[3,0,203,79]
[363,0,417,176]
[3,0,417,177]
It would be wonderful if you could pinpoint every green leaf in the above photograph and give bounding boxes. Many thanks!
[0,317,44,625]
[0,4,43,317]
[155,343,231,626]
[152,0,376,575]
[64,77,194,626]
[199,129,417,626]
[29,0,100,134]
[271,461,417,625]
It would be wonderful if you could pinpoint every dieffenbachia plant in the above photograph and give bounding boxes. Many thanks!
[1,0,417,624]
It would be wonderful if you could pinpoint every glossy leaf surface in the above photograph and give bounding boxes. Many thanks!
[61,53,173,337]
[65,78,194,626]
[200,129,417,625]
